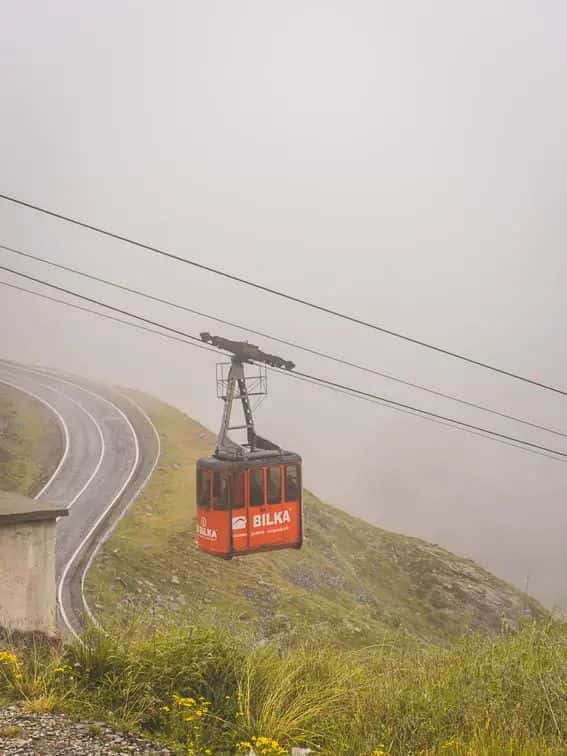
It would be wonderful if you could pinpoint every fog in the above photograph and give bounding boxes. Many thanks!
[1,2,566,607]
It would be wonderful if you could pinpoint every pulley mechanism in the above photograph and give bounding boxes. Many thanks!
[200,332,295,370]
[200,332,295,460]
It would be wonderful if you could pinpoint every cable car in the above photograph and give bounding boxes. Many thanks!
[196,333,303,558]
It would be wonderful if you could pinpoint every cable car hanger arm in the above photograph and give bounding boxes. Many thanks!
[200,332,295,371]
[202,332,290,459]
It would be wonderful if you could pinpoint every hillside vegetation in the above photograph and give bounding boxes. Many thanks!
[1,379,563,755]
[85,390,542,646]
[0,385,60,496]
[1,619,567,754]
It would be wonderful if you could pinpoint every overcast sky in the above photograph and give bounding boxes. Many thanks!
[1,1,566,607]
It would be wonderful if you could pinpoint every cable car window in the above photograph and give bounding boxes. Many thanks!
[230,472,244,509]
[197,469,211,509]
[267,466,282,504]
[249,468,265,507]
[212,473,229,510]
[284,465,299,502]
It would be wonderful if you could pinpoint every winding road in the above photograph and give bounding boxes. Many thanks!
[0,359,160,639]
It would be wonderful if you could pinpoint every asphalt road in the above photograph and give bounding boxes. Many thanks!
[0,360,160,639]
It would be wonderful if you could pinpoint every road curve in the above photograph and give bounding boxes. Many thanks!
[0,360,160,639]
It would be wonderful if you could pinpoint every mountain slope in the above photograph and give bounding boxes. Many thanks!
[0,384,60,496]
[85,389,542,646]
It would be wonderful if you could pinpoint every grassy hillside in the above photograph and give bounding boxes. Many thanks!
[0,381,562,754]
[0,385,60,496]
[1,619,567,754]
[85,391,542,646]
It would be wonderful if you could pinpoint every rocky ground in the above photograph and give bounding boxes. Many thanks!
[0,704,174,755]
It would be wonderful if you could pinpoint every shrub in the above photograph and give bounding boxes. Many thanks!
[2,619,567,754]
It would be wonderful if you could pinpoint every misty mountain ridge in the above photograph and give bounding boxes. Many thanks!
[85,388,543,645]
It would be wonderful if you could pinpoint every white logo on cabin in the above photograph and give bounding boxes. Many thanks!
[252,510,291,528]
[198,516,217,540]
[232,516,247,531]
[199,525,218,540]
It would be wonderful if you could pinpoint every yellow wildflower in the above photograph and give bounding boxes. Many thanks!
[53,665,71,675]
[237,736,287,755]
[0,651,21,668]
[0,650,23,682]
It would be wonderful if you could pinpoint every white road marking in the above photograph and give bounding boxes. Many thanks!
[0,367,106,639]
[0,371,107,512]
[37,374,140,640]
[0,365,110,639]
[80,389,161,628]
[0,378,70,499]
[0,362,160,641]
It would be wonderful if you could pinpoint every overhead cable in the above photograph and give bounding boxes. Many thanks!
[2,278,564,465]
[1,192,566,397]
[1,242,565,440]
[1,264,567,461]
[0,279,220,358]
[278,369,567,464]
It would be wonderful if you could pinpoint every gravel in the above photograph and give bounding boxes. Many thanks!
[0,704,175,755]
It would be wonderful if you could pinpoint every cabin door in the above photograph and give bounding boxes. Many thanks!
[230,471,249,553]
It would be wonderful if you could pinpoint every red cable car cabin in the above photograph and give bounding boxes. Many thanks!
[195,332,303,559]
[196,453,303,558]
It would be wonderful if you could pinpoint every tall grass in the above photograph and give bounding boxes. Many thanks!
[333,620,567,754]
[2,619,567,754]
[235,644,363,748]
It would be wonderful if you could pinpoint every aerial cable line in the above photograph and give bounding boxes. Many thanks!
[0,279,221,358]
[2,242,566,441]
[0,262,208,346]
[1,279,565,466]
[278,368,567,464]
[1,278,565,466]
[2,263,567,462]
[1,192,565,398]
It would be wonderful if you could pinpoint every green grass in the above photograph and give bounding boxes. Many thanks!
[0,382,562,754]
[2,619,567,754]
[0,386,60,496]
[0,724,23,738]
[85,390,542,646]
[0,384,567,756]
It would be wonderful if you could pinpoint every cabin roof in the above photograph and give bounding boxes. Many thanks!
[197,451,302,471]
